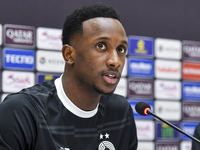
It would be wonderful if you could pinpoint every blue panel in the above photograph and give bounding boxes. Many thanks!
[3,48,35,70]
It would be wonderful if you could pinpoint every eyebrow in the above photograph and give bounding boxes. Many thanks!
[95,37,128,45]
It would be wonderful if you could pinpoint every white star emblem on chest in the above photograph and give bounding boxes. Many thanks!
[99,133,110,139]
[105,133,109,139]
[100,134,103,139]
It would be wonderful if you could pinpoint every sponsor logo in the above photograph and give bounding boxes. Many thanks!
[37,27,62,50]
[155,59,181,80]
[128,78,154,99]
[36,73,61,84]
[0,24,2,46]
[154,80,181,100]
[4,24,35,48]
[183,101,200,120]
[114,78,127,97]
[182,40,200,60]
[2,70,35,93]
[180,141,192,150]
[128,36,154,57]
[128,100,154,119]
[3,48,35,70]
[155,38,182,60]
[36,50,65,73]
[155,101,181,121]
[182,82,200,100]
[182,62,200,80]
[137,142,154,150]
[156,142,179,150]
[128,58,154,78]
[156,121,180,140]
[135,120,155,140]
[181,122,199,140]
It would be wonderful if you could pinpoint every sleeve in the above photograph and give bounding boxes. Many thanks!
[0,94,38,150]
[192,123,200,150]
[128,104,138,150]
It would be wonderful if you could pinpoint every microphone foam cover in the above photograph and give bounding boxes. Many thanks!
[135,101,151,116]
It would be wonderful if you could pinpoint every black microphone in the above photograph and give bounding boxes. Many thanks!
[135,101,200,144]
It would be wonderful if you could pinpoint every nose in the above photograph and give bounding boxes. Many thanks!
[106,50,120,69]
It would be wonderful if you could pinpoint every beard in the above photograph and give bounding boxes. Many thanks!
[93,84,116,95]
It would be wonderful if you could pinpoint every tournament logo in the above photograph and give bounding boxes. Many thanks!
[3,48,35,70]
[182,40,200,60]
[156,121,180,140]
[37,27,62,50]
[128,78,154,99]
[128,36,154,57]
[182,81,200,100]
[36,73,61,84]
[4,24,35,48]
[182,61,200,81]
[128,58,154,78]
[155,38,182,60]
[181,122,199,140]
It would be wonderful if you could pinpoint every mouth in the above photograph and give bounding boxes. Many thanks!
[102,72,120,85]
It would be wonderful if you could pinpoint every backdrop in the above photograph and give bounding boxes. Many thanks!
[1,0,200,41]
[1,1,200,150]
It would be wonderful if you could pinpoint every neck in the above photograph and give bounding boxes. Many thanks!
[62,73,101,111]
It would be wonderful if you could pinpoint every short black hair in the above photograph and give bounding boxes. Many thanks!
[62,3,120,45]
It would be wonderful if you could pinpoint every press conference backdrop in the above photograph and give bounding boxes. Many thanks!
[1,0,200,150]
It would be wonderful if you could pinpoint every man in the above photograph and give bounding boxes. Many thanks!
[192,123,200,149]
[0,3,138,150]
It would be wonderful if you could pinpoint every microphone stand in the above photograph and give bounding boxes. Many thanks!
[147,109,200,144]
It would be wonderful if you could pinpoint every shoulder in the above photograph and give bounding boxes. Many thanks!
[1,80,57,112]
[19,80,57,104]
[1,93,38,114]
[194,123,200,135]
[19,79,56,96]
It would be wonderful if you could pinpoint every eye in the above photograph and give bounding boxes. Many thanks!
[96,43,106,50]
[117,46,126,54]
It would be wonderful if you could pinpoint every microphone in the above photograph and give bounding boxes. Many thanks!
[135,101,200,144]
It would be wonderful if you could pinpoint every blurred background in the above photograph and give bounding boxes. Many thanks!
[1,0,200,149]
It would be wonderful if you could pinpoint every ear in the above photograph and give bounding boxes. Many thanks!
[62,44,75,65]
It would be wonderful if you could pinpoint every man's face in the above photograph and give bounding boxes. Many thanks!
[71,17,128,94]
